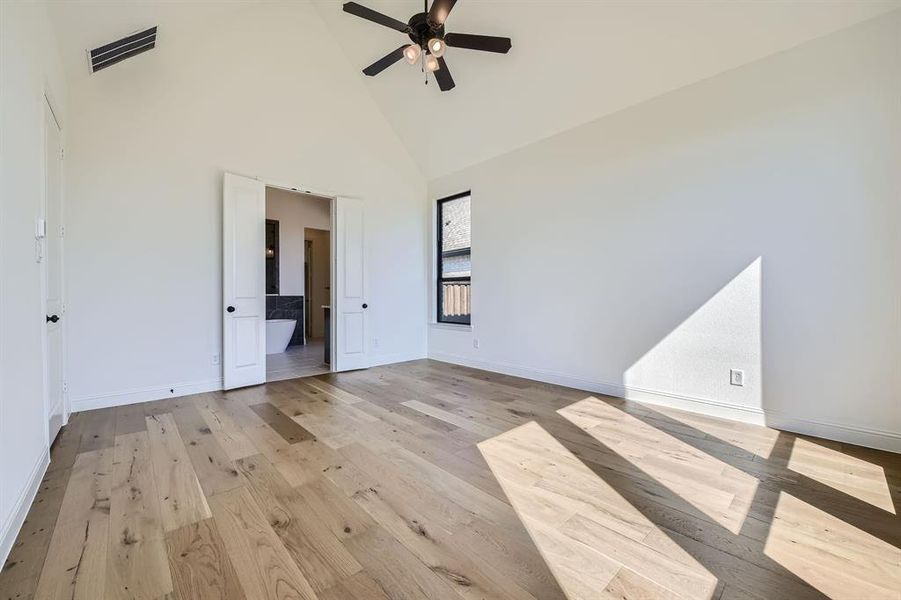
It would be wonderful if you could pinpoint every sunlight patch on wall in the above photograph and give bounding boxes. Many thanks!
[624,258,762,413]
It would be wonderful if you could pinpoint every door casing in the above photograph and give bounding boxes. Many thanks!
[42,93,66,443]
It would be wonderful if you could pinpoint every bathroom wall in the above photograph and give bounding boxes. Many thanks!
[266,296,305,346]
[265,187,330,297]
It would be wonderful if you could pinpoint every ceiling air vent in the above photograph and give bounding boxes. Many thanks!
[88,26,157,73]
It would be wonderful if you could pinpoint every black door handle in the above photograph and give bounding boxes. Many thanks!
[226,306,236,313]
[46,314,59,323]
[362,303,368,309]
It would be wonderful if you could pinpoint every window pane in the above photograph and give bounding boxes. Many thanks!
[439,280,471,323]
[441,196,470,254]
[442,253,470,278]
[438,194,471,324]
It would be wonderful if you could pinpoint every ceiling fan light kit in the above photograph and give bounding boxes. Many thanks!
[343,0,512,92]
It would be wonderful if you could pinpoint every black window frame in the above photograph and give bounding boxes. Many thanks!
[436,191,472,325]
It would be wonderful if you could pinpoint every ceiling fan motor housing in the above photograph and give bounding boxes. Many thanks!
[407,12,444,48]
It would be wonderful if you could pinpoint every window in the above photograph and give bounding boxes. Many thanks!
[437,192,471,325]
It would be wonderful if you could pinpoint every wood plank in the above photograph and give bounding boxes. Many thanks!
[194,394,259,461]
[165,518,244,600]
[33,448,113,600]
[208,486,318,600]
[343,526,461,600]
[171,404,245,497]
[318,571,391,600]
[234,453,362,592]
[115,402,148,436]
[402,399,501,438]
[105,431,173,599]
[145,413,211,532]
[77,407,116,453]
[249,401,316,444]
[292,477,377,541]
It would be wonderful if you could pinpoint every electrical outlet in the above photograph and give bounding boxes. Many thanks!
[211,353,220,366]
[473,339,480,349]
[372,338,379,349]
[730,369,744,387]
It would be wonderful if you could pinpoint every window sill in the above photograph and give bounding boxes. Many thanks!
[430,322,472,332]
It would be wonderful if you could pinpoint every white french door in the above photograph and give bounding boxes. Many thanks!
[333,197,369,371]
[222,173,266,389]
[43,98,65,443]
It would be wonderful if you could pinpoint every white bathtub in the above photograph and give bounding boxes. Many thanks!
[266,319,297,354]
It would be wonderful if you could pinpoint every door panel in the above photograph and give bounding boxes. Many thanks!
[334,197,368,371]
[223,173,266,389]
[44,99,64,443]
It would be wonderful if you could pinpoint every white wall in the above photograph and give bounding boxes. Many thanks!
[0,0,67,566]
[265,188,329,297]
[66,2,428,410]
[429,12,901,452]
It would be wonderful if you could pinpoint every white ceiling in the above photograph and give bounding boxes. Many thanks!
[314,0,899,178]
[49,1,901,179]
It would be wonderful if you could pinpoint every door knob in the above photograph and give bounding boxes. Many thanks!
[226,306,236,313]
[46,314,59,323]
[362,303,368,309]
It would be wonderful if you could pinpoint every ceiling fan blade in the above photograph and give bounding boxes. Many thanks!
[428,0,457,26]
[343,2,410,33]
[445,32,511,54]
[363,45,408,76]
[433,56,455,91]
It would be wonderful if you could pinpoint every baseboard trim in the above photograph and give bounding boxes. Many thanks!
[760,412,901,453]
[0,446,50,571]
[68,351,428,413]
[368,350,427,368]
[427,351,901,453]
[70,378,223,413]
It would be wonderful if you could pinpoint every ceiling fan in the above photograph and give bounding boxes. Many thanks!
[343,0,512,91]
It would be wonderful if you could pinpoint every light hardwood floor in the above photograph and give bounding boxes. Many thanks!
[1,360,899,599]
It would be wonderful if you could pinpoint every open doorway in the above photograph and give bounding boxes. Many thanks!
[223,173,368,389]
[264,186,332,382]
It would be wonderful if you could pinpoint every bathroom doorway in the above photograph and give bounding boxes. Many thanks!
[264,186,332,382]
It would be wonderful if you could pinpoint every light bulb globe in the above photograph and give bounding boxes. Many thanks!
[403,44,421,65]
[427,37,446,58]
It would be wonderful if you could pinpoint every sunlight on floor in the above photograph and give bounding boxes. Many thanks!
[478,419,719,599]
[479,395,900,599]
[787,437,895,513]
[764,491,901,598]
[558,396,759,534]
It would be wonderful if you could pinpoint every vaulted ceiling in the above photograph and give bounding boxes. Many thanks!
[49,1,901,179]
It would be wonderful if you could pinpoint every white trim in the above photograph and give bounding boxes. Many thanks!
[368,350,427,368]
[70,378,223,413]
[429,322,472,332]
[0,447,50,570]
[760,413,901,454]
[427,351,901,454]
